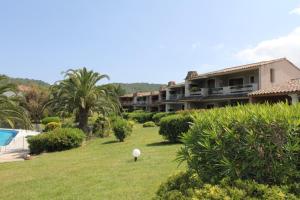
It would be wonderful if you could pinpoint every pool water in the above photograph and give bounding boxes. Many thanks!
[0,129,18,146]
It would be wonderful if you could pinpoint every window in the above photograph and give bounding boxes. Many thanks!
[250,76,255,83]
[270,68,275,83]
[229,78,243,86]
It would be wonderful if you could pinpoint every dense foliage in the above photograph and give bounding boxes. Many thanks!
[127,110,154,123]
[41,116,61,125]
[49,68,120,132]
[0,75,31,129]
[112,82,163,94]
[178,103,300,185]
[112,117,132,142]
[28,128,85,154]
[92,115,111,137]
[159,114,194,143]
[155,171,299,200]
[44,122,61,132]
[152,112,174,125]
[143,121,156,127]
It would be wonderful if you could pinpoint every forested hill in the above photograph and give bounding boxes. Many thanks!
[1,75,163,94]
[1,75,50,88]
[112,83,164,94]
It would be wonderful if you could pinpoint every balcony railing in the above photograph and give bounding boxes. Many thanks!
[135,101,147,105]
[169,94,184,100]
[188,83,258,97]
[121,101,133,105]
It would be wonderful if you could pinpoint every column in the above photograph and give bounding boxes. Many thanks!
[289,94,299,105]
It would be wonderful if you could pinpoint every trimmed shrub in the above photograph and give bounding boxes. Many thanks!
[128,120,135,128]
[179,103,300,185]
[127,111,154,123]
[92,116,111,137]
[159,114,195,143]
[41,116,60,125]
[143,121,156,128]
[152,112,174,125]
[155,171,299,200]
[112,117,132,142]
[28,128,85,154]
[44,122,61,132]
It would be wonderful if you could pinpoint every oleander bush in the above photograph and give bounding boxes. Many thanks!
[41,116,61,125]
[178,103,300,185]
[155,171,299,200]
[159,114,195,143]
[152,112,174,125]
[112,117,132,142]
[143,121,156,127]
[44,122,61,132]
[28,128,86,154]
[127,111,154,123]
[92,116,111,137]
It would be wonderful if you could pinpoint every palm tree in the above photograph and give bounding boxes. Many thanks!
[49,68,120,132]
[0,76,31,129]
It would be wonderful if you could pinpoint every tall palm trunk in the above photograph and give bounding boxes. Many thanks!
[78,108,89,133]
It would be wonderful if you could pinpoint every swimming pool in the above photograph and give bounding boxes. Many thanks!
[0,129,18,146]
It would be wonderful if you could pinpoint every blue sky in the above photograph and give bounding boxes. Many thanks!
[1,0,300,84]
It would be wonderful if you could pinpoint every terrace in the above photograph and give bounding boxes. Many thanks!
[187,70,259,97]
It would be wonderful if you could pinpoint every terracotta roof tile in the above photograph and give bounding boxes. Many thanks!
[249,79,300,96]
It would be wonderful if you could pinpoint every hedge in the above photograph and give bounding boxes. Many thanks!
[159,114,195,143]
[155,171,299,200]
[152,112,174,125]
[127,111,154,123]
[41,116,61,125]
[143,121,156,127]
[28,128,85,154]
[179,103,300,185]
[44,122,61,132]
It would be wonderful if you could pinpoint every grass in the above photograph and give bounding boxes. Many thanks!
[0,125,184,200]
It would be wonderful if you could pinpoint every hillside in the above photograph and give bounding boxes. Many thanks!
[1,75,50,88]
[112,83,164,94]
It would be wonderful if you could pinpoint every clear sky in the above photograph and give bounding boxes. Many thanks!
[1,0,300,84]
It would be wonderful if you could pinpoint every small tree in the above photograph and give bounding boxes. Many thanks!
[112,117,132,142]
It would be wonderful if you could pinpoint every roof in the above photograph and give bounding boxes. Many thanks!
[190,58,288,80]
[168,82,185,89]
[120,93,134,98]
[249,79,300,96]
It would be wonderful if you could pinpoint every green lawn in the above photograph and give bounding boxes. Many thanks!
[0,125,184,200]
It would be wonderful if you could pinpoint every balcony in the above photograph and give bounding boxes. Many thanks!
[188,83,258,97]
[121,101,133,106]
[135,101,147,105]
[169,94,184,100]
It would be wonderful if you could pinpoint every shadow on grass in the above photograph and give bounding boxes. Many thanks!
[102,140,119,145]
[146,141,179,147]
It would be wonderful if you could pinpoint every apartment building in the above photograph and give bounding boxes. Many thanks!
[120,58,300,112]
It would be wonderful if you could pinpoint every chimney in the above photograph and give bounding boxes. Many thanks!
[185,71,198,80]
[168,81,176,87]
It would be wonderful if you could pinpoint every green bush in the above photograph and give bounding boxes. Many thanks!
[92,116,111,137]
[155,171,203,200]
[127,111,154,123]
[28,128,85,154]
[155,171,299,200]
[152,112,174,125]
[41,116,60,125]
[143,121,156,127]
[179,103,300,185]
[44,122,61,132]
[112,117,132,142]
[159,114,195,143]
